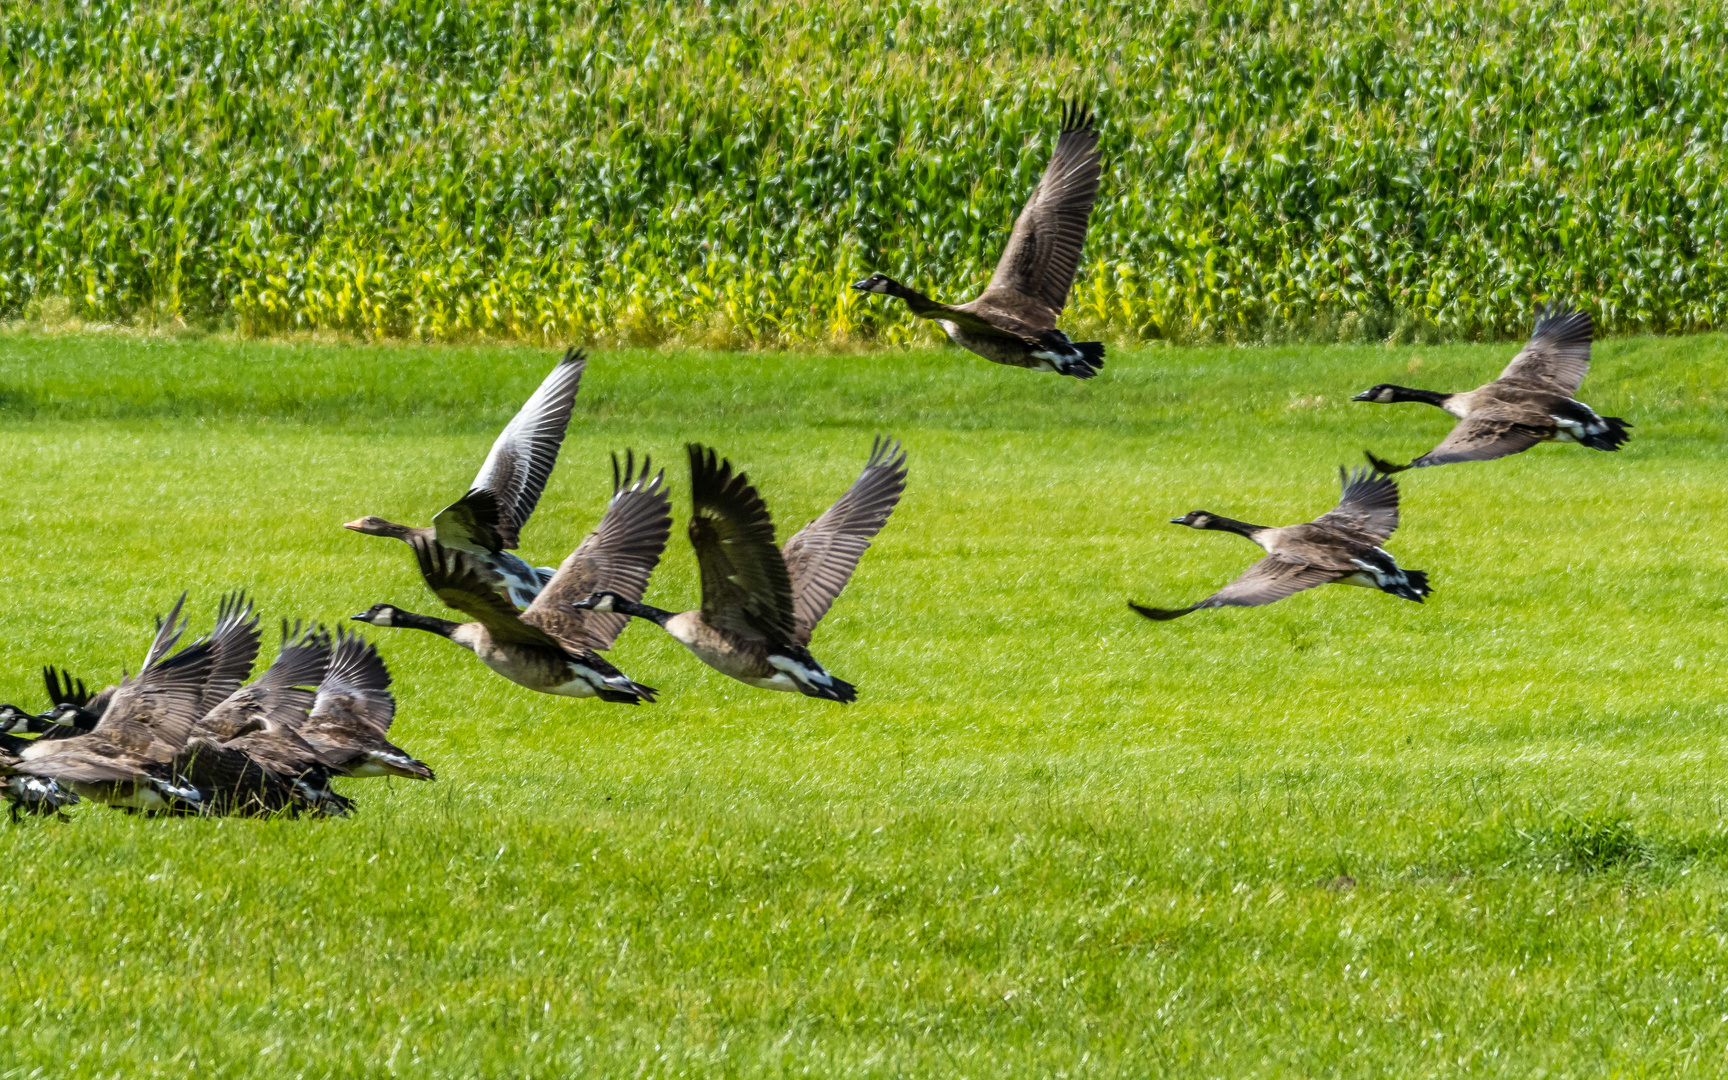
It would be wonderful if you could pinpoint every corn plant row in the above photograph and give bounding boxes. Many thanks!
[2,0,1726,345]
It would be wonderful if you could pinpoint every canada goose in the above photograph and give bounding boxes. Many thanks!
[852,103,1105,378]
[573,438,908,702]
[175,623,354,817]
[352,453,671,704]
[9,595,229,813]
[1353,304,1630,471]
[1130,468,1431,620]
[345,349,587,607]
[293,628,432,781]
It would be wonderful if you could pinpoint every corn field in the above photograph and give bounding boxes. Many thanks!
[3,0,1727,346]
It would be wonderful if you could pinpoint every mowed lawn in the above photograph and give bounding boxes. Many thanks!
[1,330,1726,1078]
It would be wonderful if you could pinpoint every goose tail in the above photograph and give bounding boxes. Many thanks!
[1058,341,1105,379]
[1583,415,1632,452]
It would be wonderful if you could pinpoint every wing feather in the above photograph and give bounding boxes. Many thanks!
[408,535,562,647]
[980,101,1103,319]
[523,450,673,651]
[1131,556,1340,620]
[1498,303,1593,395]
[1313,466,1401,542]
[687,444,797,645]
[465,348,586,549]
[781,437,907,644]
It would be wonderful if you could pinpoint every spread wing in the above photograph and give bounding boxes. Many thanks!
[299,629,397,743]
[522,450,673,651]
[43,666,91,708]
[1499,303,1593,395]
[687,443,797,645]
[14,744,147,784]
[1131,555,1341,620]
[979,101,1103,319]
[196,591,263,714]
[432,487,511,555]
[1410,413,1547,467]
[458,348,586,549]
[1313,466,1400,543]
[408,535,561,648]
[780,437,908,644]
[196,623,331,740]
[81,596,219,761]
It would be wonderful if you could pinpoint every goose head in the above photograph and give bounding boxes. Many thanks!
[571,591,622,614]
[350,604,403,627]
[0,704,33,732]
[850,273,898,295]
[44,702,83,727]
[343,516,413,538]
[1169,511,1218,529]
[1351,384,1401,404]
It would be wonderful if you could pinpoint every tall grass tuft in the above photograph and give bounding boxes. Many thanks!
[4,1,1728,345]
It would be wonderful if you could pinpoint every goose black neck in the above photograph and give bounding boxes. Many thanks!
[1200,516,1268,538]
[614,599,675,626]
[882,279,944,317]
[1385,385,1452,407]
[391,610,462,637]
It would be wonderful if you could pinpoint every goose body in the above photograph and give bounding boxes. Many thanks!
[1130,468,1431,620]
[1354,305,1630,470]
[853,103,1105,379]
[576,439,907,703]
[346,348,587,607]
[353,453,672,705]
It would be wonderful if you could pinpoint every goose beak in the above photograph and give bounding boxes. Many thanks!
[342,519,367,531]
[349,612,368,621]
[1350,389,1374,401]
[850,278,870,291]
[1168,517,1186,525]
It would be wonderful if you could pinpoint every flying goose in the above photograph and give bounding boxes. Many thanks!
[8,595,231,814]
[1130,468,1431,620]
[345,349,587,607]
[1353,304,1630,471]
[291,628,432,781]
[852,103,1105,378]
[352,453,672,704]
[175,623,354,817]
[573,438,908,702]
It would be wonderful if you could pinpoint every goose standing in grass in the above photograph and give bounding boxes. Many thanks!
[1353,304,1630,471]
[6,595,228,814]
[345,348,587,607]
[852,103,1105,378]
[352,453,672,704]
[1130,468,1430,620]
[574,438,907,703]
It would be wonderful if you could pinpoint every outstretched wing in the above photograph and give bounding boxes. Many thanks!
[82,598,220,761]
[780,437,908,644]
[1313,466,1400,543]
[408,535,561,648]
[196,591,263,714]
[1499,303,1593,395]
[457,348,586,549]
[523,451,673,651]
[686,444,797,645]
[300,629,397,741]
[1410,414,1547,468]
[432,487,512,555]
[1130,556,1340,621]
[979,101,1103,319]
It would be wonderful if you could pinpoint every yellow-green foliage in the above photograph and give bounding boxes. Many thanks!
[3,0,1727,344]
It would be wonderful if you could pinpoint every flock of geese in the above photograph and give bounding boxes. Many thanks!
[0,104,1634,819]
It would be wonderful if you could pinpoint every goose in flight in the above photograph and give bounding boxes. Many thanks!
[1131,468,1430,620]
[352,453,671,704]
[346,349,587,607]
[1354,304,1630,471]
[852,103,1105,378]
[574,438,907,702]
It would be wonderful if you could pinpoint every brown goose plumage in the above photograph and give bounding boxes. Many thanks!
[853,102,1106,378]
[1130,468,1431,621]
[1354,304,1631,470]
[345,348,587,607]
[574,439,907,702]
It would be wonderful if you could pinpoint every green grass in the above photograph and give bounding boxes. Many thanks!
[1,331,1727,1076]
[7,0,1728,344]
